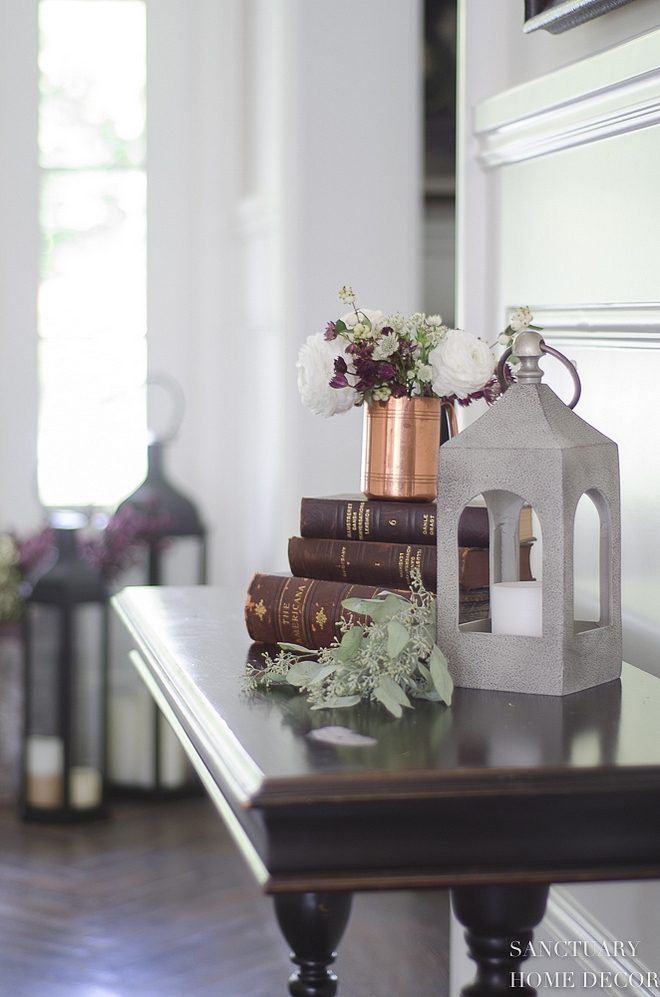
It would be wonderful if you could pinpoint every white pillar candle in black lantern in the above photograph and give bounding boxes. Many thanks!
[109,439,206,796]
[23,511,109,821]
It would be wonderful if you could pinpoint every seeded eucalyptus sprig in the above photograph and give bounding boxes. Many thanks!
[243,571,453,717]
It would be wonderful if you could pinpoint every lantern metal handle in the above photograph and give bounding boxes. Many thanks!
[496,341,581,410]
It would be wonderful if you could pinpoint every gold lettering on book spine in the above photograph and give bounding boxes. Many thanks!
[290,582,307,644]
[362,504,370,539]
[346,502,353,539]
[339,546,348,579]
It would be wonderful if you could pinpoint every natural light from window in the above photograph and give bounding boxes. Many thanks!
[38,0,147,508]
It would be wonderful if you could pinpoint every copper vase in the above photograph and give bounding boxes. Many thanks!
[361,396,458,502]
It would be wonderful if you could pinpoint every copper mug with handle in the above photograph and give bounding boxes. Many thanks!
[361,396,458,502]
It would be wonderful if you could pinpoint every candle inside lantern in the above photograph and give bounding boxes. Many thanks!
[26,735,64,808]
[491,581,542,637]
[69,766,103,809]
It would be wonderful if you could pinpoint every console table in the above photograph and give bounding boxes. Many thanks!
[113,586,660,997]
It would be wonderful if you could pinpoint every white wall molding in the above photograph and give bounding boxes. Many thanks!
[475,28,660,167]
[478,67,660,167]
[513,304,660,348]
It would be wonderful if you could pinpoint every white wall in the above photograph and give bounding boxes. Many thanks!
[0,1,41,534]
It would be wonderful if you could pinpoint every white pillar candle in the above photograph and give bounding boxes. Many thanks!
[26,735,64,807]
[69,766,102,809]
[491,581,543,637]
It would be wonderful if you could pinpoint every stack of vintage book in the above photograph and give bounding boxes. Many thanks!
[246,496,535,650]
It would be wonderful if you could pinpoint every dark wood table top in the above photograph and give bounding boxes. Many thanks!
[113,586,660,894]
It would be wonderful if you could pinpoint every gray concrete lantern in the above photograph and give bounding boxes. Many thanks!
[435,331,622,696]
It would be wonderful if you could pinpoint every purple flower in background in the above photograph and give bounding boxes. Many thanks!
[391,385,407,398]
[324,321,337,341]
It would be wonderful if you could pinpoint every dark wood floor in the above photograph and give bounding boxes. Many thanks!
[0,796,449,997]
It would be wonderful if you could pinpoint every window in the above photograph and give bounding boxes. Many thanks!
[38,0,147,508]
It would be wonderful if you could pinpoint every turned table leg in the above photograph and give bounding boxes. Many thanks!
[273,891,353,997]
[451,884,550,997]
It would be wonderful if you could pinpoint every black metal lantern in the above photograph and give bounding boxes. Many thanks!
[116,439,207,586]
[109,438,206,797]
[23,512,109,822]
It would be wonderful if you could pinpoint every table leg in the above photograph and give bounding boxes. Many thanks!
[451,883,549,997]
[273,891,353,997]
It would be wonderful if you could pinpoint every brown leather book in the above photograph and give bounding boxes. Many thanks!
[300,496,534,548]
[288,536,534,591]
[245,574,410,649]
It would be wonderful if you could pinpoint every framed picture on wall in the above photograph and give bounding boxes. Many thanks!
[524,0,638,35]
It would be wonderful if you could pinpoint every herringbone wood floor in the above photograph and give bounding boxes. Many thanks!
[0,797,449,997]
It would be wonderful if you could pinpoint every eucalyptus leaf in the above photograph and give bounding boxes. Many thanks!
[380,674,412,709]
[278,642,317,655]
[341,597,385,615]
[337,625,364,662]
[414,689,441,701]
[373,684,403,718]
[335,319,347,332]
[286,661,322,687]
[387,619,410,658]
[367,594,408,625]
[429,645,454,705]
[308,662,339,685]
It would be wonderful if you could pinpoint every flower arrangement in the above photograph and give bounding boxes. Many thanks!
[296,287,496,416]
[244,572,453,717]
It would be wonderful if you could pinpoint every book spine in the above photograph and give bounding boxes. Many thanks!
[301,497,438,545]
[288,537,535,591]
[245,574,409,650]
[289,536,437,589]
[300,497,493,547]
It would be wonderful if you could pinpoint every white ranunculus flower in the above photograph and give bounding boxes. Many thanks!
[429,328,495,399]
[297,333,357,417]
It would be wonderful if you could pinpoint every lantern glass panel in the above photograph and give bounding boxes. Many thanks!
[25,602,106,812]
[159,537,204,586]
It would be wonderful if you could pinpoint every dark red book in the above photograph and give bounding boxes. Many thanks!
[300,496,533,548]
[245,574,409,650]
[288,536,534,591]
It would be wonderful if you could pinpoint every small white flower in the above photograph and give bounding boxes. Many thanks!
[297,333,357,417]
[426,314,443,327]
[498,332,513,346]
[353,323,368,336]
[417,364,434,382]
[429,328,495,399]
[372,331,399,360]
[509,307,533,333]
[338,286,355,304]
